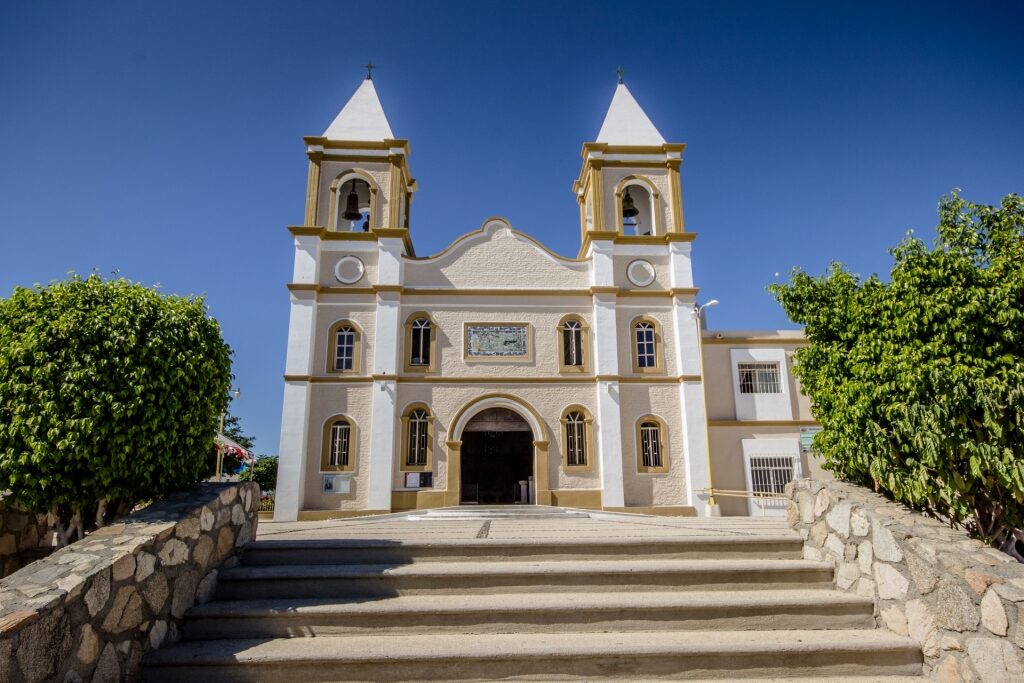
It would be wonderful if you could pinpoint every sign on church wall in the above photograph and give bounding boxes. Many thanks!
[465,323,530,359]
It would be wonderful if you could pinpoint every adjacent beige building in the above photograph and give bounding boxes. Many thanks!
[274,75,820,521]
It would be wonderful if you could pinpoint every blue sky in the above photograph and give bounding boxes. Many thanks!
[1,1,1022,455]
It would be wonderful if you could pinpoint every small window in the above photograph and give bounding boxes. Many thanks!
[749,455,795,495]
[410,318,431,367]
[321,416,355,472]
[562,319,583,367]
[407,409,429,466]
[738,362,781,394]
[640,421,662,468]
[635,321,656,369]
[328,420,351,467]
[334,326,356,371]
[565,411,587,466]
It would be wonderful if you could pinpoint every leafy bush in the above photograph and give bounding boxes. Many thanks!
[250,455,278,495]
[0,274,233,543]
[771,193,1024,546]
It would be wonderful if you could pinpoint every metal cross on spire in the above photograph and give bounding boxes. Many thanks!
[617,66,624,84]
[364,61,376,80]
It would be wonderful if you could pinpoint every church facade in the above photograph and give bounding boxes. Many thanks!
[274,75,821,521]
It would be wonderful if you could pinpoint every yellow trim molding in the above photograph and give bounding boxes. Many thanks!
[559,405,595,472]
[326,319,362,374]
[635,414,670,474]
[403,311,438,373]
[320,415,356,472]
[399,402,434,473]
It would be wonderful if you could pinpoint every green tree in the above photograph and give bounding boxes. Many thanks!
[0,274,233,544]
[250,455,278,494]
[770,192,1024,546]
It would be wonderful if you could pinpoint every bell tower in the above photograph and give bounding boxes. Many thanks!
[573,74,687,256]
[299,68,417,254]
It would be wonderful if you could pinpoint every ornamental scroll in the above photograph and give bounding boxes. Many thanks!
[466,324,529,358]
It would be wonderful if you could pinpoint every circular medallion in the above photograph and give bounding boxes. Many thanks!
[334,255,365,284]
[626,259,656,287]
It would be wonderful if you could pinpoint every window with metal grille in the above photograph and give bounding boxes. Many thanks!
[749,455,795,495]
[565,411,586,466]
[640,421,662,468]
[738,362,781,393]
[334,327,355,371]
[410,318,431,366]
[329,420,351,467]
[562,319,583,367]
[407,409,429,466]
[635,322,656,368]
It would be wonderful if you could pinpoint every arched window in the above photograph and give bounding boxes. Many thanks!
[562,319,583,367]
[634,320,658,370]
[558,315,588,374]
[328,321,361,374]
[321,416,356,472]
[411,319,430,366]
[565,411,587,466]
[329,420,351,467]
[404,313,437,373]
[636,418,667,473]
[404,408,431,468]
[639,421,661,468]
[560,406,593,470]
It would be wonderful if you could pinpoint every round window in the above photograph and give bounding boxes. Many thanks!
[334,256,365,285]
[626,259,656,287]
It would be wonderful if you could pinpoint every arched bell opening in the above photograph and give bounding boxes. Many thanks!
[330,172,377,232]
[619,181,657,236]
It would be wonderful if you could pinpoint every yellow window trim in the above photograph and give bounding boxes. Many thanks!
[630,316,666,375]
[559,405,595,472]
[399,403,434,472]
[326,320,362,375]
[635,415,669,474]
[556,315,590,374]
[403,311,438,373]
[320,416,356,473]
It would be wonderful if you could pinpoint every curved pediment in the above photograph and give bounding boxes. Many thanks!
[403,218,590,290]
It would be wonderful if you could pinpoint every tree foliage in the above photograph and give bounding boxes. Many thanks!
[250,455,278,495]
[0,274,233,543]
[771,192,1024,545]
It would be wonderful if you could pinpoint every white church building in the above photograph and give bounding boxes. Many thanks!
[273,74,821,521]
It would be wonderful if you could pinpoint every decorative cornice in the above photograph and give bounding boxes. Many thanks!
[283,374,702,385]
[708,419,819,427]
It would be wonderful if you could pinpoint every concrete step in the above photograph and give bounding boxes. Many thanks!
[141,629,923,682]
[241,535,805,565]
[182,588,876,639]
[216,558,835,599]
[407,505,589,520]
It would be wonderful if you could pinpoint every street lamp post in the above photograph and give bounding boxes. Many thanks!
[216,388,242,482]
[693,300,720,516]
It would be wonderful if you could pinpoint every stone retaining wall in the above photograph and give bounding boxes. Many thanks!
[0,481,258,682]
[786,479,1024,682]
[0,498,55,578]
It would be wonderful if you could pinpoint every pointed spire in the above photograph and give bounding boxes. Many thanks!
[322,78,394,141]
[595,82,666,146]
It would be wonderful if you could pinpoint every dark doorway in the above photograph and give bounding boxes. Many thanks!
[460,408,533,505]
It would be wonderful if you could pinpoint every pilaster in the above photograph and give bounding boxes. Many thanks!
[274,289,317,521]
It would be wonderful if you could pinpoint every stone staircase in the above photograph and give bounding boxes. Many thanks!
[142,515,923,681]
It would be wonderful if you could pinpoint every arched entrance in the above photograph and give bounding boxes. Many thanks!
[444,394,552,507]
[460,408,533,504]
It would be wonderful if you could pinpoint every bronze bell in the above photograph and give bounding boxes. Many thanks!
[622,188,640,218]
[343,181,362,221]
